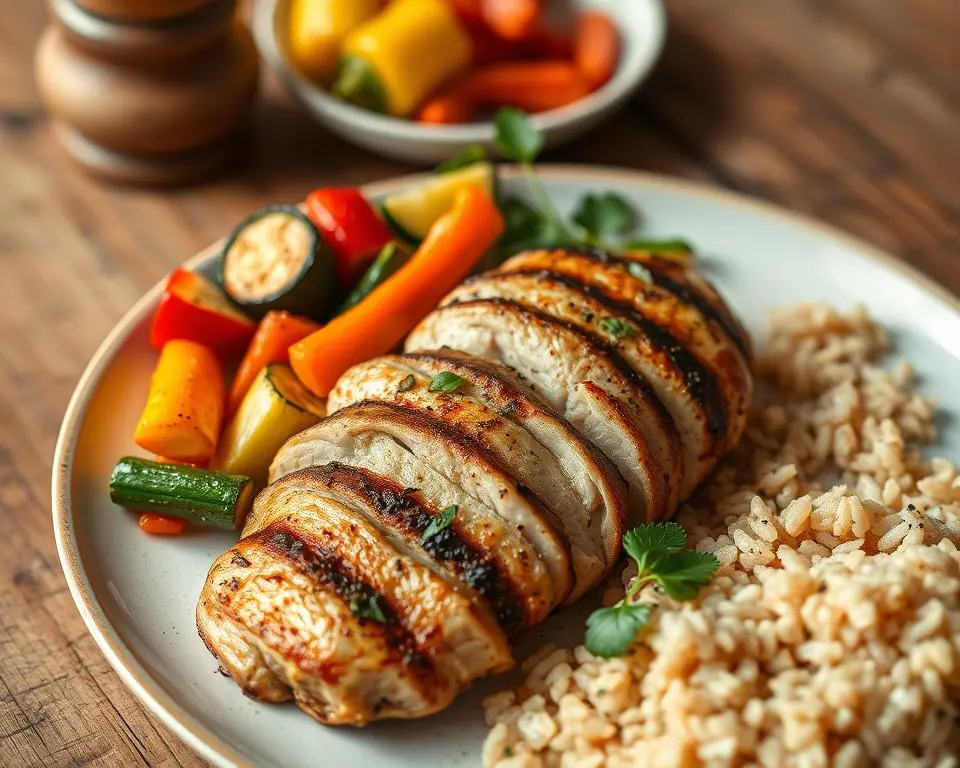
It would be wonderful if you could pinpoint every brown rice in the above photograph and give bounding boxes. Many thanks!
[482,303,960,768]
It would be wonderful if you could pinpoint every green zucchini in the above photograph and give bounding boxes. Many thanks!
[213,364,326,486]
[110,457,254,530]
[338,241,409,313]
[220,205,338,322]
[381,162,496,245]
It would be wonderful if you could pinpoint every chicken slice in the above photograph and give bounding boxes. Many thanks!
[247,461,528,636]
[271,401,571,616]
[329,356,619,600]
[406,298,684,522]
[446,271,723,497]
[500,249,752,457]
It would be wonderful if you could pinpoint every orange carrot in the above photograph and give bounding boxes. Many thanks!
[290,188,504,397]
[138,512,185,535]
[468,59,590,113]
[575,11,620,89]
[134,340,224,462]
[482,0,540,41]
[227,311,320,416]
[416,83,476,124]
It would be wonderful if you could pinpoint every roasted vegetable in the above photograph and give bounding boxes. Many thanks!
[110,456,254,530]
[304,187,394,288]
[332,0,472,117]
[381,162,495,243]
[150,268,256,360]
[220,205,337,322]
[339,241,409,312]
[213,364,326,486]
[287,0,381,85]
[290,186,504,397]
[227,311,320,417]
[575,11,620,89]
[134,340,225,462]
[138,512,185,535]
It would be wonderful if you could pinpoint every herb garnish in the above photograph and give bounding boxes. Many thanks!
[623,239,694,255]
[397,374,415,392]
[600,317,636,338]
[627,262,653,284]
[350,594,387,623]
[429,371,466,393]
[584,522,718,658]
[422,505,457,541]
[436,143,487,174]
[491,110,692,259]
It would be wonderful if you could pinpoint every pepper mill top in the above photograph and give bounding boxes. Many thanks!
[35,0,259,187]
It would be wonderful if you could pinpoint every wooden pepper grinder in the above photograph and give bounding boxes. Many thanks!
[35,0,260,186]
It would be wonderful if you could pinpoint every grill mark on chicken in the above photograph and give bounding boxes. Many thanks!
[298,462,527,635]
[488,268,729,446]
[345,399,575,578]
[569,248,752,360]
[254,522,433,675]
[443,297,679,442]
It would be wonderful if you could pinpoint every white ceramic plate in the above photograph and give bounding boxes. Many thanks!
[53,167,960,768]
[253,0,667,163]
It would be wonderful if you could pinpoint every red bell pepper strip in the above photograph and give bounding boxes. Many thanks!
[227,311,321,417]
[305,188,394,289]
[150,268,256,360]
[138,512,185,535]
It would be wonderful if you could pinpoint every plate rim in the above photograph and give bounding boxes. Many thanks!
[51,165,960,768]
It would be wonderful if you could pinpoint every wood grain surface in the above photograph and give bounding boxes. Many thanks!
[0,0,957,765]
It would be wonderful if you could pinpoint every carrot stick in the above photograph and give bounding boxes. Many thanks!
[575,11,620,89]
[290,188,504,397]
[227,311,320,416]
[467,60,591,113]
[138,512,185,535]
[482,0,540,41]
[134,340,224,462]
[416,82,476,124]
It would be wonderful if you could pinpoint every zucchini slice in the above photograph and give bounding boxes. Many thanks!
[220,205,338,321]
[381,162,496,244]
[213,363,326,486]
[110,457,254,530]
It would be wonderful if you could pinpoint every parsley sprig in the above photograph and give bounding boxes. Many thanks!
[488,110,693,259]
[585,522,718,658]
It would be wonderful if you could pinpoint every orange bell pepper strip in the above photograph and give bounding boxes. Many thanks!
[138,512,185,535]
[134,340,225,462]
[290,187,504,397]
[575,11,621,89]
[227,311,321,417]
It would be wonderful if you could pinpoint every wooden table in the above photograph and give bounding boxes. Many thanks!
[1,0,957,765]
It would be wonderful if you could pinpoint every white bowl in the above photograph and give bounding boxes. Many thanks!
[252,0,667,164]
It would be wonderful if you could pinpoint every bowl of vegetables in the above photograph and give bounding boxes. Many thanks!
[252,0,666,163]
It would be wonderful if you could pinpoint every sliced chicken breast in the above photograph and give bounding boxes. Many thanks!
[406,298,685,521]
[445,271,724,497]
[271,401,572,616]
[499,249,752,456]
[329,356,619,599]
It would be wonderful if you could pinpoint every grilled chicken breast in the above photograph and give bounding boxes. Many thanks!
[199,246,753,726]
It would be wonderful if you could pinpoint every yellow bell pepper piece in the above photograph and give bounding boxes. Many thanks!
[337,0,473,117]
[288,0,382,85]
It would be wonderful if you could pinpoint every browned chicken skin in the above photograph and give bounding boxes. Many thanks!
[198,247,753,725]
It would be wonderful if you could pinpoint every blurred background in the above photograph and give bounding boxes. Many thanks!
[0,0,957,765]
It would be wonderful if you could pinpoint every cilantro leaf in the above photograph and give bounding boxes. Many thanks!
[436,143,487,174]
[429,371,466,393]
[494,108,543,164]
[572,193,639,239]
[422,505,457,541]
[622,522,686,574]
[350,594,387,623]
[498,196,576,256]
[623,238,694,256]
[651,550,720,601]
[585,602,650,658]
[600,317,636,339]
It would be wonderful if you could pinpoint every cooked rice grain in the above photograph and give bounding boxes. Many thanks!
[483,303,960,768]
